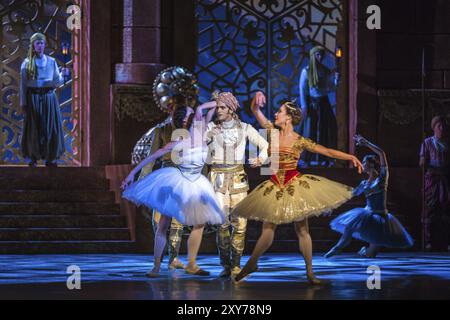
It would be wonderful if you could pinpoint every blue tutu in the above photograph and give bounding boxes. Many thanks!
[330,207,414,248]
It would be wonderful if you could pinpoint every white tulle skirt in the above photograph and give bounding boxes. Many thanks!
[123,167,225,226]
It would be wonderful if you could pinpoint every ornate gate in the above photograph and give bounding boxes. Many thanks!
[0,0,81,165]
[196,0,342,125]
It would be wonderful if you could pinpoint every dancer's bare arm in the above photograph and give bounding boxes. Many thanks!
[121,141,177,189]
[312,144,363,174]
[354,134,387,167]
[251,91,272,128]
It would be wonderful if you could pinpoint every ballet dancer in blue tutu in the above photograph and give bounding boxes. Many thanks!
[325,135,414,258]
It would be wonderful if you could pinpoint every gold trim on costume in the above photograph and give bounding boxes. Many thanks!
[210,165,245,173]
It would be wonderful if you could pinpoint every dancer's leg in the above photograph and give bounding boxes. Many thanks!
[216,191,232,277]
[229,192,248,275]
[295,219,321,285]
[234,222,276,281]
[148,215,171,277]
[185,224,209,276]
[325,227,353,258]
[168,218,185,269]
[187,224,204,268]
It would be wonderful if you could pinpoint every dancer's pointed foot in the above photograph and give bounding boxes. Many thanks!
[307,272,322,285]
[324,247,341,259]
[219,267,231,278]
[185,265,210,276]
[358,246,368,257]
[357,246,376,258]
[146,259,161,277]
[231,267,241,277]
[234,263,258,283]
[168,258,185,270]
[146,267,161,278]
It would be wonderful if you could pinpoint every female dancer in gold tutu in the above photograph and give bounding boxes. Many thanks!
[233,92,363,284]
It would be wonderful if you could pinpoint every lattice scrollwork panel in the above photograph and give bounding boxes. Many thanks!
[195,0,342,126]
[0,0,81,165]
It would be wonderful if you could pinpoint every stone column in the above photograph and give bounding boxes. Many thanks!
[111,0,172,164]
[115,0,167,84]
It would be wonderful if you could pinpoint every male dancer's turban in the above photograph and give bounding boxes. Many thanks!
[308,45,325,89]
[212,91,240,112]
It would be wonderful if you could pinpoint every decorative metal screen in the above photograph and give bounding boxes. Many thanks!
[196,0,342,125]
[0,0,81,165]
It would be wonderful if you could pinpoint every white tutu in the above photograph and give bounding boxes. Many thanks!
[123,167,225,226]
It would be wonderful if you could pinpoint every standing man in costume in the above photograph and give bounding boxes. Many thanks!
[19,32,68,167]
[131,67,199,270]
[299,46,340,166]
[206,91,269,277]
[420,116,450,251]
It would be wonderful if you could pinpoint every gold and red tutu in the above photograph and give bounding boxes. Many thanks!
[232,170,353,225]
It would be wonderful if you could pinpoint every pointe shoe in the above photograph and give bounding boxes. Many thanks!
[233,264,258,283]
[219,267,231,278]
[168,258,185,270]
[358,246,366,256]
[146,260,161,278]
[185,265,210,276]
[307,273,322,285]
[146,268,161,278]
[357,246,377,258]
[231,267,241,277]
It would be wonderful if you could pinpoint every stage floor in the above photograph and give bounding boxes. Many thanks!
[0,253,449,300]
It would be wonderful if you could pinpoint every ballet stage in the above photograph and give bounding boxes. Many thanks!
[0,253,449,300]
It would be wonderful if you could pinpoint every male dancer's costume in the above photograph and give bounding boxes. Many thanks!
[206,92,269,276]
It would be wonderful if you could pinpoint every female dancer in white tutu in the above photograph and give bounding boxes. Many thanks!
[233,92,363,284]
[121,101,225,277]
[324,135,414,258]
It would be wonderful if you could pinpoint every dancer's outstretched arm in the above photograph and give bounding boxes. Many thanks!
[121,141,177,189]
[354,134,387,168]
[312,144,363,174]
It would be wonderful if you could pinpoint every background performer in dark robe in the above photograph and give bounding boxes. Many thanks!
[19,33,68,167]
[299,46,340,166]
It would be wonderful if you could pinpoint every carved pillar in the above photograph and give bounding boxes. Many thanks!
[115,0,167,84]
[111,0,172,164]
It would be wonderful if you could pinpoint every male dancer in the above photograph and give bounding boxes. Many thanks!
[206,91,269,277]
